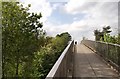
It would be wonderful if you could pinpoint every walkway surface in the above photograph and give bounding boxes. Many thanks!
[74,44,119,79]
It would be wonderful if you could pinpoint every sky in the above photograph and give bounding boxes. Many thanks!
[20,0,119,42]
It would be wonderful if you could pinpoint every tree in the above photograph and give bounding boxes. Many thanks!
[2,2,72,78]
[2,2,43,77]
[94,29,102,41]
[102,26,112,42]
[94,26,112,41]
[33,32,71,78]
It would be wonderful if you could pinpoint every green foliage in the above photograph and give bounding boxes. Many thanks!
[94,26,111,41]
[33,32,71,78]
[2,2,43,77]
[2,2,72,78]
[118,34,120,44]
[94,26,120,45]
[103,34,120,44]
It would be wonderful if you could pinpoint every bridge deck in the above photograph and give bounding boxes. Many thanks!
[73,44,119,78]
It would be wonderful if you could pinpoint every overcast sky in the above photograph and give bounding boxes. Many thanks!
[20,0,119,42]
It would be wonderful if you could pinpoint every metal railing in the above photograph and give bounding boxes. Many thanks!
[46,40,74,79]
[81,40,120,72]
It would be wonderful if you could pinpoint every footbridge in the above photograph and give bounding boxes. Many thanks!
[46,40,120,79]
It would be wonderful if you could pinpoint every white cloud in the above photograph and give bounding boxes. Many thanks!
[43,20,95,42]
[20,0,53,23]
[46,1,118,42]
[48,0,69,2]
[62,1,118,41]
[52,3,62,10]
[20,0,119,42]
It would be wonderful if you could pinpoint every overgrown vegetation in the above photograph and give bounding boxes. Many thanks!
[94,26,120,44]
[2,2,71,78]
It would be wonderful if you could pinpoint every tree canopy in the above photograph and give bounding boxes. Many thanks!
[94,26,120,44]
[2,2,72,78]
[94,26,112,41]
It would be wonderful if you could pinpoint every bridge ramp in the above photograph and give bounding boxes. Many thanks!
[74,44,119,78]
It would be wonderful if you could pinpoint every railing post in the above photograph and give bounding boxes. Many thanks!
[106,43,109,59]
[68,41,74,79]
[72,41,76,78]
[118,46,120,72]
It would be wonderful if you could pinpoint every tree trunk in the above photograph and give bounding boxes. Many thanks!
[2,55,5,78]
[16,57,19,78]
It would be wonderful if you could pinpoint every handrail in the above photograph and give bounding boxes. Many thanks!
[46,40,74,79]
[81,40,120,73]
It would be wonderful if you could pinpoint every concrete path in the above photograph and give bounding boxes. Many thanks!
[74,44,119,79]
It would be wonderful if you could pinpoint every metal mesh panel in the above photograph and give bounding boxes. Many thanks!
[81,40,120,72]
